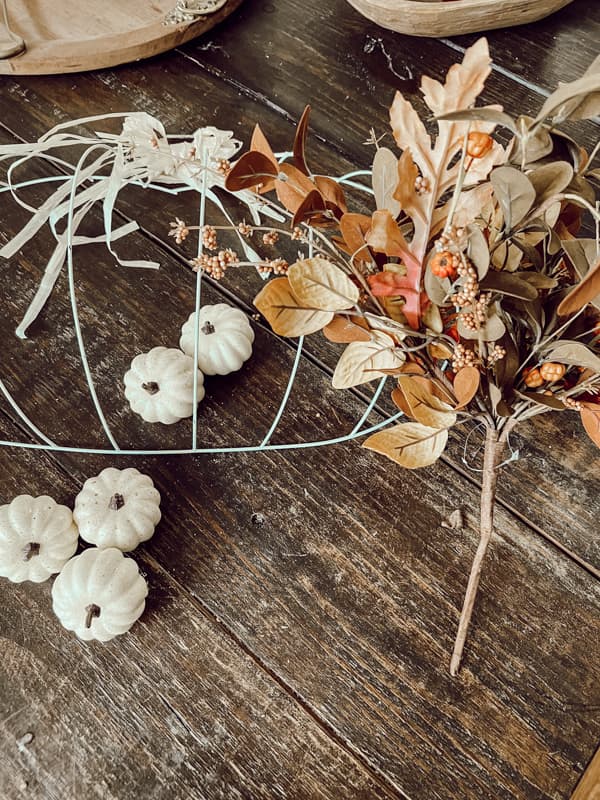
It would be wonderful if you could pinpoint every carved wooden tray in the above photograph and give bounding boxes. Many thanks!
[0,0,243,75]
[346,0,575,37]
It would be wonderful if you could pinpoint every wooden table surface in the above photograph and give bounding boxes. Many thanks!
[0,2,599,798]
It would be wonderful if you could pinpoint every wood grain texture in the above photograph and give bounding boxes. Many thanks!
[345,0,574,37]
[0,133,598,799]
[0,422,394,800]
[0,15,598,571]
[0,0,244,75]
[0,4,599,798]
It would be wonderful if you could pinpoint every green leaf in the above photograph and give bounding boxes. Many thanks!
[480,272,538,300]
[490,166,536,230]
[435,107,517,131]
[528,161,574,205]
[543,341,600,373]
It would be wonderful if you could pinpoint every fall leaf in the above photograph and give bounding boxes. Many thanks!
[288,258,360,311]
[453,367,481,409]
[557,257,600,317]
[394,375,457,428]
[332,332,405,389]
[337,213,373,262]
[226,151,278,192]
[581,404,600,448]
[254,277,333,337]
[323,316,371,343]
[363,422,449,469]
[293,105,311,175]
[372,147,401,217]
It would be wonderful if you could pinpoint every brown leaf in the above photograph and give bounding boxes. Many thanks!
[453,367,481,410]
[226,151,278,192]
[581,404,600,448]
[275,163,316,215]
[249,125,278,193]
[557,257,600,316]
[393,148,422,222]
[293,105,311,175]
[323,316,371,344]
[291,190,328,227]
[338,213,372,262]
[313,176,348,218]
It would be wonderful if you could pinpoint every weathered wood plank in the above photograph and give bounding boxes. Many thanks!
[449,0,600,92]
[0,416,398,800]
[0,139,598,799]
[0,29,597,569]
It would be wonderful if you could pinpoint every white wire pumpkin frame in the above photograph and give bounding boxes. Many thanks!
[0,112,403,457]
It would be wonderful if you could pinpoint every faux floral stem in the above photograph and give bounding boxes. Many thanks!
[450,424,506,677]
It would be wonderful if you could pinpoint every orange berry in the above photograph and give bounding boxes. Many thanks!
[539,362,566,383]
[523,368,544,389]
[430,250,458,280]
[467,131,494,159]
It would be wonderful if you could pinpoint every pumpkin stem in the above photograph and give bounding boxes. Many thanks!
[450,422,512,677]
[142,381,160,395]
[23,542,40,562]
[84,604,101,629]
[201,321,216,335]
[109,493,125,511]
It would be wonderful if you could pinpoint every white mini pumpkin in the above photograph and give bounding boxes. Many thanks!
[0,495,78,583]
[124,346,204,424]
[52,547,148,642]
[74,467,161,552]
[180,304,255,376]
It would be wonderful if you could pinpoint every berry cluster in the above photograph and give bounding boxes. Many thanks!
[452,343,478,371]
[262,231,280,246]
[168,218,190,245]
[202,224,218,250]
[414,175,431,195]
[190,249,240,280]
[257,258,289,276]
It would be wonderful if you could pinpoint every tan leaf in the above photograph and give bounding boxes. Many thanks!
[453,367,481,410]
[557,257,600,317]
[372,147,401,217]
[323,316,371,344]
[421,37,491,117]
[389,92,432,178]
[338,213,372,262]
[581,404,600,449]
[288,258,360,311]
[332,332,405,389]
[254,277,333,337]
[363,422,449,469]
[395,376,457,428]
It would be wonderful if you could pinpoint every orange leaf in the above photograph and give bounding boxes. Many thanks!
[581,404,600,448]
[275,163,315,215]
[293,105,311,175]
[338,213,372,261]
[323,316,371,343]
[453,366,481,409]
[292,190,328,227]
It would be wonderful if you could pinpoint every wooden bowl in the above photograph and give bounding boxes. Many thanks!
[0,0,243,75]
[345,0,575,37]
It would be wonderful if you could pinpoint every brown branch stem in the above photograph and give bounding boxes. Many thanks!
[450,423,508,677]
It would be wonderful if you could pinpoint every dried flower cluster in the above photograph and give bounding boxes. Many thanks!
[205,38,600,674]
